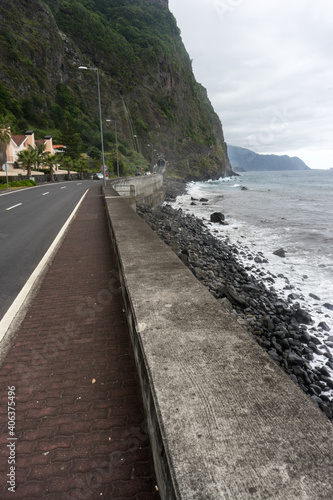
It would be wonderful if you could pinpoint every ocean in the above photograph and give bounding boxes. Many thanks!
[170,169,333,370]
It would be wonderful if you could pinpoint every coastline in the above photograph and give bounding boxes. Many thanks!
[138,196,333,422]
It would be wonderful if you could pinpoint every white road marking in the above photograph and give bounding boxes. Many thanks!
[77,183,82,185]
[60,186,66,189]
[42,192,50,196]
[6,203,22,211]
[0,190,89,343]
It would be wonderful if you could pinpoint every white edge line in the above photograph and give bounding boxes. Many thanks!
[0,189,89,342]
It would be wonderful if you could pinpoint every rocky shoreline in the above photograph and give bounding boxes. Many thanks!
[137,203,333,421]
[163,177,188,202]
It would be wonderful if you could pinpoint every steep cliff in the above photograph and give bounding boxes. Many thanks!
[0,0,233,179]
[228,145,311,172]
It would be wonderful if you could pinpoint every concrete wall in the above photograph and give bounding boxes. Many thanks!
[110,174,165,206]
[103,186,333,500]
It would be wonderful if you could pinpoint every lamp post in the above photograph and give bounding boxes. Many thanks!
[106,119,119,177]
[79,65,106,186]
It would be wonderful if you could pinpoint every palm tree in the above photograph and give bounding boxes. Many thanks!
[33,143,46,169]
[0,124,11,146]
[60,156,73,181]
[44,154,58,182]
[0,119,11,168]
[74,157,88,180]
[17,146,37,179]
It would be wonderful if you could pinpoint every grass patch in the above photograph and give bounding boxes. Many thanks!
[0,179,37,189]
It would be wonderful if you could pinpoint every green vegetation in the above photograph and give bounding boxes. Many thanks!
[17,147,38,179]
[0,0,232,180]
[0,179,37,190]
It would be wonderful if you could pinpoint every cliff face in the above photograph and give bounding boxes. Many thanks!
[0,0,233,179]
[228,145,310,172]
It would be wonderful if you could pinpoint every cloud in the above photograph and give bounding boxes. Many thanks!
[168,0,333,168]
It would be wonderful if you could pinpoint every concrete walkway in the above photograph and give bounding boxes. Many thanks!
[0,185,159,499]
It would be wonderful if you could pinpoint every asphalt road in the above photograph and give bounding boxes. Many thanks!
[0,180,98,322]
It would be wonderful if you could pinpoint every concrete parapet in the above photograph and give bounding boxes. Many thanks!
[104,192,333,500]
[110,174,166,207]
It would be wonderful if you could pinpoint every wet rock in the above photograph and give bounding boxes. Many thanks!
[273,248,286,258]
[243,284,262,295]
[219,297,233,312]
[286,352,304,366]
[268,350,282,362]
[319,366,331,378]
[288,293,300,301]
[309,384,322,396]
[309,293,321,301]
[309,336,322,346]
[261,316,275,332]
[210,212,225,224]
[292,308,313,325]
[219,285,248,308]
[318,321,330,332]
[311,395,323,405]
[299,330,311,344]
[292,365,310,381]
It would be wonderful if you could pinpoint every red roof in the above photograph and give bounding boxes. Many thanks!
[11,135,27,147]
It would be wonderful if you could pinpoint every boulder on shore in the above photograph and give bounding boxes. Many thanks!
[273,248,286,258]
[210,212,225,224]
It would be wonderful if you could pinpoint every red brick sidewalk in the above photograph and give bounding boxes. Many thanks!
[0,185,160,499]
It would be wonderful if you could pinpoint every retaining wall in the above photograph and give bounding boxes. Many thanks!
[103,185,333,500]
[110,174,165,206]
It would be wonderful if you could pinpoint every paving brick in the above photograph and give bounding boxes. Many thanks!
[0,186,159,499]
[52,445,90,463]
[24,405,59,419]
[72,430,112,447]
[57,420,92,436]
[18,427,57,442]
[16,440,37,454]
[91,416,127,430]
[16,451,53,469]
[112,477,158,497]
[39,415,75,428]
[34,436,73,452]
[15,481,48,498]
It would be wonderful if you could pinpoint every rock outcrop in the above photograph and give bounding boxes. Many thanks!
[0,0,233,180]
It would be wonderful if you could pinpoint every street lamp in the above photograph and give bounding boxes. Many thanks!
[106,119,119,177]
[79,65,106,186]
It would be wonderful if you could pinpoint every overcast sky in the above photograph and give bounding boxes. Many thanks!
[168,0,333,169]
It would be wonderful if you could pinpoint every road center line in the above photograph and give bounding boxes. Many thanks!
[60,187,66,189]
[6,203,22,211]
[42,192,50,196]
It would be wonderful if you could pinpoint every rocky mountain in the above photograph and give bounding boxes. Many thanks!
[0,0,233,179]
[227,145,310,172]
